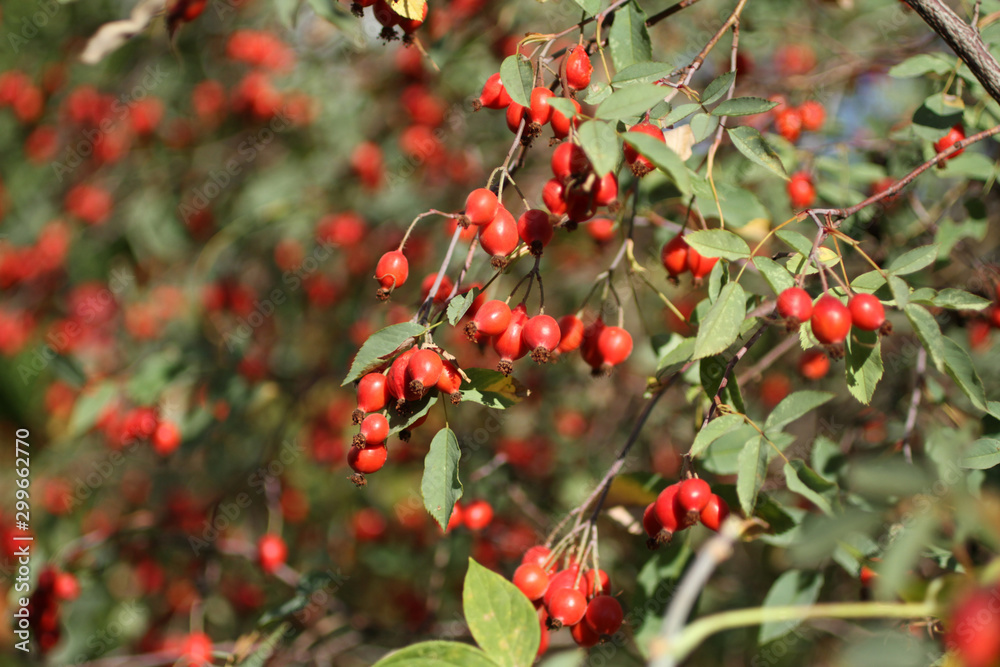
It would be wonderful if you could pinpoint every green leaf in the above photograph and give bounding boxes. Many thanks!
[689,113,720,142]
[737,433,768,515]
[758,570,824,644]
[389,394,438,436]
[460,368,526,409]
[597,84,667,120]
[727,126,788,179]
[913,92,964,130]
[774,230,812,257]
[938,152,997,181]
[238,623,292,666]
[67,382,117,438]
[851,270,886,293]
[844,329,883,405]
[783,460,838,517]
[342,322,426,386]
[874,514,937,602]
[463,559,540,667]
[685,229,751,260]
[372,641,497,667]
[693,283,747,360]
[656,336,695,375]
[126,350,182,405]
[942,336,987,410]
[888,275,909,309]
[702,71,736,105]
[959,438,1000,469]
[259,571,338,625]
[581,82,613,105]
[570,0,601,16]
[887,244,938,275]
[712,97,779,117]
[608,1,651,71]
[689,414,745,458]
[905,304,945,371]
[753,257,795,295]
[888,53,953,78]
[447,288,480,325]
[421,428,463,531]
[612,61,674,86]
[275,0,302,28]
[577,120,620,178]
[546,97,578,118]
[660,102,700,126]
[621,132,691,195]
[764,391,834,433]
[305,0,353,25]
[499,55,534,108]
[934,288,991,311]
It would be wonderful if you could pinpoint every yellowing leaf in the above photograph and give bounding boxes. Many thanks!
[663,125,695,161]
[390,0,426,19]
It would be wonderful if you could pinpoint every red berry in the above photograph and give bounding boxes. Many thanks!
[564,184,597,223]
[493,305,529,374]
[551,142,591,180]
[777,287,813,323]
[463,499,494,530]
[528,87,554,126]
[506,101,526,133]
[676,478,712,514]
[661,235,690,278]
[465,188,499,226]
[398,2,427,33]
[584,595,624,635]
[557,314,585,354]
[543,567,584,608]
[699,494,729,531]
[583,569,611,597]
[623,122,664,177]
[436,359,463,400]
[571,618,601,647]
[810,295,852,345]
[564,46,593,91]
[687,246,718,280]
[654,483,691,534]
[181,633,214,665]
[348,442,388,474]
[643,502,663,538]
[152,420,182,456]
[357,373,389,413]
[798,100,825,132]
[472,299,513,337]
[580,318,606,369]
[542,178,568,216]
[517,209,554,253]
[849,293,886,332]
[257,534,287,574]
[945,587,1000,667]
[548,588,587,627]
[774,108,803,143]
[374,250,408,292]
[479,207,519,261]
[513,563,550,601]
[386,348,417,402]
[594,172,618,207]
[478,72,512,110]
[406,349,444,395]
[550,98,581,139]
[53,572,80,600]
[787,172,815,209]
[359,413,389,445]
[587,217,616,244]
[523,314,561,363]
[597,326,632,368]
[522,545,553,569]
[799,349,830,380]
[934,124,965,162]
[859,565,877,587]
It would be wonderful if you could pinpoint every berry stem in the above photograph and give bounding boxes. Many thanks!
[701,323,768,428]
[415,225,463,324]
[398,209,455,251]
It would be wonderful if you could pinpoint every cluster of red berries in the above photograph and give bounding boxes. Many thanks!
[543,143,620,226]
[643,477,729,548]
[351,0,428,41]
[511,545,625,654]
[770,97,825,144]
[93,401,184,456]
[27,567,80,654]
[660,234,720,284]
[0,220,69,287]
[776,287,888,349]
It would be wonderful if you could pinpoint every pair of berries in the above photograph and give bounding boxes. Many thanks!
[445,499,494,532]
[772,99,825,143]
[660,235,719,283]
[544,143,619,224]
[460,188,524,267]
[776,288,887,345]
[643,477,729,547]
[580,318,633,376]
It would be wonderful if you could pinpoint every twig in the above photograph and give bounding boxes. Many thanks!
[415,226,463,324]
[736,334,800,386]
[646,0,706,27]
[901,346,927,464]
[702,323,769,427]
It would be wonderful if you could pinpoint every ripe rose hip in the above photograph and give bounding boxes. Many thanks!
[787,172,815,209]
[699,494,729,531]
[374,250,408,297]
[547,587,587,628]
[522,545,553,569]
[595,172,618,207]
[583,568,611,597]
[798,349,830,380]
[934,124,965,163]
[348,442,388,474]
[564,46,593,91]
[467,299,512,339]
[462,499,494,530]
[465,187,499,226]
[687,246,718,280]
[436,359,463,404]
[585,595,624,636]
[356,373,389,416]
[556,314,585,354]
[479,207,519,266]
[152,420,182,456]
[357,413,389,446]
[676,478,712,515]
[623,122,665,177]
[523,314,561,363]
[513,563,550,601]
[386,348,417,403]
[580,317,606,369]
[777,287,813,324]
[810,295,852,345]
[551,142,591,180]
[542,178,568,216]
[661,235,689,279]
[550,98,581,139]
[406,349,444,395]
[493,304,529,375]
[848,293,885,332]
[945,587,1000,667]
[517,209,554,254]
[643,502,664,543]
[571,618,600,647]
[587,217,616,244]
[528,86,555,126]
[477,72,512,110]
[257,534,288,574]
[774,108,803,143]
[506,101,526,133]
[596,326,633,372]
[798,100,825,132]
[654,483,690,535]
[564,185,597,223]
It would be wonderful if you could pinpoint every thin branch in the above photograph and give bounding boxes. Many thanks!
[646,0,706,28]
[901,346,927,464]
[702,323,770,427]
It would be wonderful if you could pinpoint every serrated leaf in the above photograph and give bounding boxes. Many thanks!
[852,270,887,293]
[447,288,480,325]
[612,61,673,86]
[702,71,736,105]
[775,229,813,257]
[712,97,779,117]
[685,229,751,260]
[660,102,700,126]
[693,283,747,359]
[844,329,883,405]
[570,0,601,16]
[577,120,620,178]
[959,438,1000,469]
[737,433,767,515]
[888,53,953,78]
[765,391,834,433]
[463,559,540,667]
[753,256,795,294]
[759,570,824,644]
[905,304,945,371]
[942,336,987,410]
[887,244,939,275]
[621,131,691,195]
[608,2,651,70]
[597,84,666,120]
[342,322,425,385]
[727,126,788,179]
[372,641,497,667]
[459,368,526,409]
[389,0,426,20]
[690,414,745,458]
[934,288,991,311]
[422,428,463,531]
[499,55,533,108]
[783,460,838,517]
